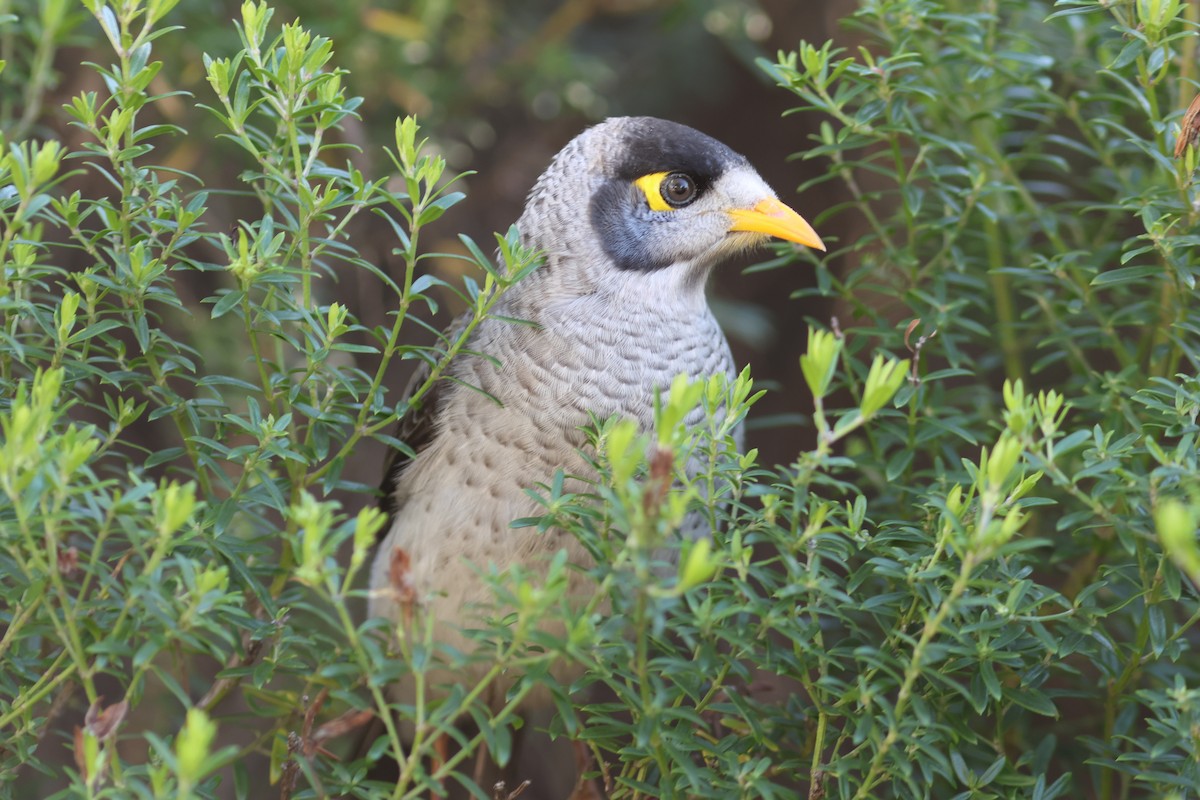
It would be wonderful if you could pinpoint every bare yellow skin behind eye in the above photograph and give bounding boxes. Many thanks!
[634,172,674,212]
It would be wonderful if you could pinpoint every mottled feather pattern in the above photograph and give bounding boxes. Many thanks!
[370,268,735,693]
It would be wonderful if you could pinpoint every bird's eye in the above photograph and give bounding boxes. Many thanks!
[634,171,701,212]
[660,172,697,207]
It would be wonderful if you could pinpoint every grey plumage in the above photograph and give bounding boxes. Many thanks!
[370,116,824,711]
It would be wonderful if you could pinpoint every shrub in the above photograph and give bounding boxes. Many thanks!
[2,0,1199,799]
[0,1,539,796]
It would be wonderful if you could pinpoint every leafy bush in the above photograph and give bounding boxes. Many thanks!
[2,0,1200,799]
[0,1,541,796]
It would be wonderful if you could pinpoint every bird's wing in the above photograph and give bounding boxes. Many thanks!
[377,312,472,536]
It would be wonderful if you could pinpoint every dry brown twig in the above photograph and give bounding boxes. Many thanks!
[904,318,938,383]
[492,779,532,800]
[1176,92,1200,158]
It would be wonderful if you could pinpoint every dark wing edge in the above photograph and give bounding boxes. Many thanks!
[376,313,472,541]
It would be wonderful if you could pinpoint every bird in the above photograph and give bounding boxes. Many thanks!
[367,115,824,766]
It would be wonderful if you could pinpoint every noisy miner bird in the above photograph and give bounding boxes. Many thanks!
[370,116,824,718]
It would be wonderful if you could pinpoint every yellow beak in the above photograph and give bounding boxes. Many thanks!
[728,197,826,252]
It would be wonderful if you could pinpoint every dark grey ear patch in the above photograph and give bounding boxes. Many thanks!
[589,180,675,273]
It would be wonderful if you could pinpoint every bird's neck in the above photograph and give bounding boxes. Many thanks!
[510,248,715,315]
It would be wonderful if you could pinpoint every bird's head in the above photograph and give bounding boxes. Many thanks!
[515,116,824,298]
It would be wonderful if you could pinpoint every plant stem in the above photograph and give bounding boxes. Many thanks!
[852,553,976,800]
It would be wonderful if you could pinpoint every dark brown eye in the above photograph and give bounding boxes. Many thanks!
[660,172,698,207]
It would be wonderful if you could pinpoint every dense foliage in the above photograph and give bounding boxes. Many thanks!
[1,0,1199,799]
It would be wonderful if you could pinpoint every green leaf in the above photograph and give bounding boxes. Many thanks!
[1008,687,1059,718]
[210,289,245,318]
[1090,265,1162,287]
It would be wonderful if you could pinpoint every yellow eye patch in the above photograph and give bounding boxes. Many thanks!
[634,171,699,211]
[635,172,674,211]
